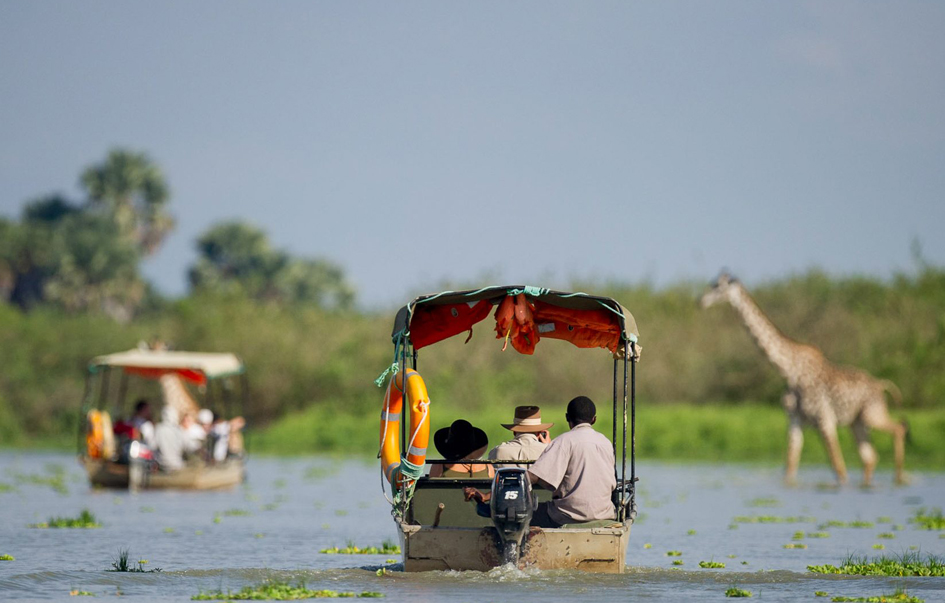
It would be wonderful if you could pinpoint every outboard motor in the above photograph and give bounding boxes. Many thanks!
[490,467,534,564]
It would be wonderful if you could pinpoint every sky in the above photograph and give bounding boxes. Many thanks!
[2,1,943,308]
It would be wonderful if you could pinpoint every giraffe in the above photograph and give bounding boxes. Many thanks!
[700,272,907,486]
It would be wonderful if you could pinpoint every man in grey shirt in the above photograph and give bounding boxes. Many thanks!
[465,396,616,528]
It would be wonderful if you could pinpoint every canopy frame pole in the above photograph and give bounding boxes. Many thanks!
[620,340,629,520]
[630,341,636,488]
[611,357,618,482]
[398,337,409,517]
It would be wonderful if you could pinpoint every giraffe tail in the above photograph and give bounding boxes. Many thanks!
[880,380,903,406]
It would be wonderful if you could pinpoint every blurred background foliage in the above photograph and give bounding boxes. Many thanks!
[1,151,943,466]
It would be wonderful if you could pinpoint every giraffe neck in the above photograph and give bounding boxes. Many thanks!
[727,285,797,379]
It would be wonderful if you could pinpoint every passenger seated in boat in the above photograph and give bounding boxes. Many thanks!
[209,412,246,462]
[429,420,495,479]
[465,396,616,528]
[154,406,185,471]
[129,399,156,448]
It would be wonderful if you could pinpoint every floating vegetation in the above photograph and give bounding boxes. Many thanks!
[792,531,805,540]
[911,508,945,530]
[784,543,808,549]
[254,533,265,539]
[808,553,945,576]
[192,580,383,600]
[140,506,155,513]
[687,529,697,535]
[643,543,652,549]
[108,549,162,573]
[0,482,15,493]
[725,587,752,598]
[384,559,397,564]
[69,590,94,596]
[222,508,251,517]
[304,465,339,481]
[740,561,748,565]
[829,588,924,602]
[30,509,100,528]
[877,516,893,524]
[747,497,780,508]
[873,544,886,550]
[672,560,684,566]
[666,551,682,557]
[163,527,175,534]
[272,478,287,489]
[819,520,874,529]
[334,509,349,517]
[0,554,14,561]
[213,514,222,524]
[807,532,831,538]
[320,540,400,555]
[11,471,68,494]
[699,560,725,569]
[816,592,828,597]
[733,515,815,524]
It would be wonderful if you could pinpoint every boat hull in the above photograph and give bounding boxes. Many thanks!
[81,457,244,490]
[397,520,630,573]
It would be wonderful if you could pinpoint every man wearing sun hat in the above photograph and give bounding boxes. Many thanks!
[487,406,553,469]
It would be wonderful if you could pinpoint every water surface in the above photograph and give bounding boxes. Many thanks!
[1,452,943,601]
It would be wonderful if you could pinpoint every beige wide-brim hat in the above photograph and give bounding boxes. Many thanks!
[501,405,554,433]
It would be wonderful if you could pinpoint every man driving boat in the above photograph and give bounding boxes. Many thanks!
[465,396,616,528]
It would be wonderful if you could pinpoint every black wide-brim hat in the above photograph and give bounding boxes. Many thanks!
[433,419,489,461]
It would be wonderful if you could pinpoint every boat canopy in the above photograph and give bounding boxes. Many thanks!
[391,285,639,355]
[89,349,245,385]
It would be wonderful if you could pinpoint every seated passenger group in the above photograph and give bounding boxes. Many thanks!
[443,396,616,528]
[115,399,244,471]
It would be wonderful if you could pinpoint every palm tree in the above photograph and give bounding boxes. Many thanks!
[81,149,173,255]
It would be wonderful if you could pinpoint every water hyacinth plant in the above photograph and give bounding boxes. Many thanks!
[725,587,752,597]
[808,553,945,577]
[699,560,725,568]
[829,588,924,602]
[191,580,383,600]
[0,554,14,561]
[29,509,100,528]
[666,550,682,557]
[911,508,945,530]
[320,539,400,555]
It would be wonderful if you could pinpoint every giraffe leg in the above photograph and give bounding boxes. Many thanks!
[784,399,803,486]
[817,418,848,485]
[863,406,908,485]
[851,420,877,487]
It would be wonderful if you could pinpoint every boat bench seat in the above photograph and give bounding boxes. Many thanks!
[558,519,622,529]
[409,477,552,528]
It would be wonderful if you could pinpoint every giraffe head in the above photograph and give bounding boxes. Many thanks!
[700,271,739,308]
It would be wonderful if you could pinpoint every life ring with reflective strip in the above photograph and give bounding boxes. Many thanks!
[380,368,430,487]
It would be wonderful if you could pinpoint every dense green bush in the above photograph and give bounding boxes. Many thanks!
[1,268,943,453]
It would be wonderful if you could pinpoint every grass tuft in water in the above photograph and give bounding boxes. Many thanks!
[699,560,725,568]
[733,515,815,524]
[819,520,874,529]
[725,587,752,597]
[30,509,100,528]
[0,554,14,561]
[808,552,945,576]
[107,549,162,573]
[911,508,945,530]
[747,497,780,508]
[192,580,383,600]
[320,539,400,555]
[829,587,924,602]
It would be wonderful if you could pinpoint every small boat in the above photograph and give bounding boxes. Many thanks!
[77,347,248,491]
[378,285,641,573]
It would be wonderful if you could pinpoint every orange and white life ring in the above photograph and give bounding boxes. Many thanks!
[380,368,430,487]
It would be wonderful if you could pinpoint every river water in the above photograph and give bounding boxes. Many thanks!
[1,452,944,602]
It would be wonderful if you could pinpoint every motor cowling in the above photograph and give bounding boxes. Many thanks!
[490,467,534,564]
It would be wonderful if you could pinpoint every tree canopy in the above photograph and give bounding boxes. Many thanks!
[189,221,355,308]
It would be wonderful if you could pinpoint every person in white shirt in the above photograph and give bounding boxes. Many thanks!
[487,406,552,469]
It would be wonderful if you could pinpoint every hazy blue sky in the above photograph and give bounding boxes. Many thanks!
[2,2,943,307]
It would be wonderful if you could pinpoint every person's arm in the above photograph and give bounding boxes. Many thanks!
[463,487,491,504]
